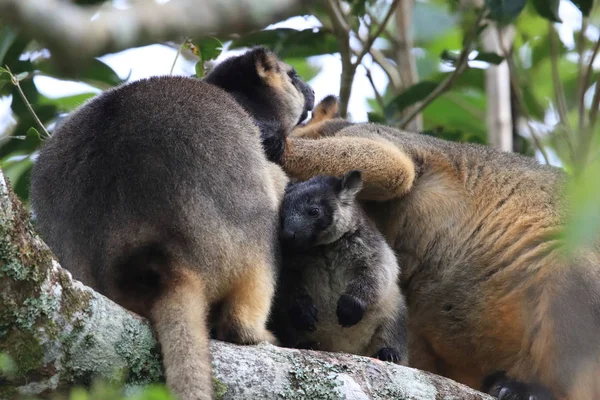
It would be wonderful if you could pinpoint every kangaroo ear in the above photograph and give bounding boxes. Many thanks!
[339,170,363,204]
[248,46,282,82]
[313,95,340,120]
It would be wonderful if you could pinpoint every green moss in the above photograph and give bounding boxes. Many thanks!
[0,385,18,399]
[57,269,92,322]
[0,331,44,378]
[213,377,228,399]
[115,319,164,386]
[280,357,347,399]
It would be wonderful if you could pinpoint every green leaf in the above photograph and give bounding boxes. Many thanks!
[422,89,488,144]
[15,71,28,81]
[229,28,338,58]
[0,25,18,66]
[1,152,33,202]
[0,353,16,377]
[0,67,10,92]
[35,58,124,89]
[284,57,321,82]
[188,37,224,63]
[485,0,527,24]
[563,154,600,252]
[473,51,504,65]
[531,0,562,22]
[39,92,97,111]
[384,81,439,120]
[440,50,460,66]
[569,0,594,16]
[194,61,204,78]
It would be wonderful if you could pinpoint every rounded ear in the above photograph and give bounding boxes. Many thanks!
[340,170,363,203]
[248,46,280,78]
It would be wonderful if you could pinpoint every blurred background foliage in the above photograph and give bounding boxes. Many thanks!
[0,0,597,203]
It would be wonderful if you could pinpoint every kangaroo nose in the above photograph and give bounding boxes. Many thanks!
[281,229,297,242]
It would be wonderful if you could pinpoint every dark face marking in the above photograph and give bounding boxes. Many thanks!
[280,176,341,251]
[204,46,314,127]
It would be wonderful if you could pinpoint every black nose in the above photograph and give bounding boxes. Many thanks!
[281,229,297,242]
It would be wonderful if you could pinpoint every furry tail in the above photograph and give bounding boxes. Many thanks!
[150,267,212,400]
[115,244,212,400]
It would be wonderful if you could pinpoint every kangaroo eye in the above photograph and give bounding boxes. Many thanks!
[307,207,320,217]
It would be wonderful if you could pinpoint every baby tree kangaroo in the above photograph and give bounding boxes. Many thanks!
[30,47,314,400]
[270,170,408,364]
[277,96,600,400]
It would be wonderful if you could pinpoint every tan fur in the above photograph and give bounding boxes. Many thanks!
[214,254,278,344]
[150,269,212,400]
[292,95,340,139]
[279,105,600,399]
[256,55,306,132]
[285,136,415,201]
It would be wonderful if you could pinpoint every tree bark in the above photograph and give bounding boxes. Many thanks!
[0,0,309,70]
[0,170,493,400]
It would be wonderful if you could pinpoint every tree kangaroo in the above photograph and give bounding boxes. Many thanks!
[276,97,599,400]
[29,47,314,400]
[271,170,408,364]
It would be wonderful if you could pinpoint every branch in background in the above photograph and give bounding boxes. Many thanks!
[324,0,354,117]
[169,39,188,75]
[548,22,575,159]
[394,0,422,131]
[5,67,50,139]
[506,62,551,164]
[495,27,551,164]
[354,0,401,67]
[398,9,487,130]
[0,0,310,69]
[368,48,402,90]
[365,67,386,111]
[576,17,589,132]
[365,10,399,47]
[588,74,600,130]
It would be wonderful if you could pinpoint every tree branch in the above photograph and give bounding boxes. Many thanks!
[354,0,400,67]
[324,0,354,118]
[369,48,402,90]
[394,0,422,131]
[495,26,551,164]
[0,0,310,69]
[365,67,386,111]
[549,22,574,156]
[576,17,589,132]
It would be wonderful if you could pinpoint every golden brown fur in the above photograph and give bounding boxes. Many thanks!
[278,98,600,400]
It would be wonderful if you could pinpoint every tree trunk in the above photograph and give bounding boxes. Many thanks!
[394,0,423,132]
[0,170,493,400]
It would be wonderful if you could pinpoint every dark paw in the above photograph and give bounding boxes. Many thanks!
[481,371,554,400]
[373,347,404,364]
[336,294,366,327]
[258,121,286,164]
[296,341,319,350]
[288,295,318,332]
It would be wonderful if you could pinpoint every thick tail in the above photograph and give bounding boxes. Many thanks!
[114,244,212,400]
[150,268,212,400]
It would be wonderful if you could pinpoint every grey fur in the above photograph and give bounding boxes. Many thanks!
[271,171,408,364]
[29,47,314,400]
